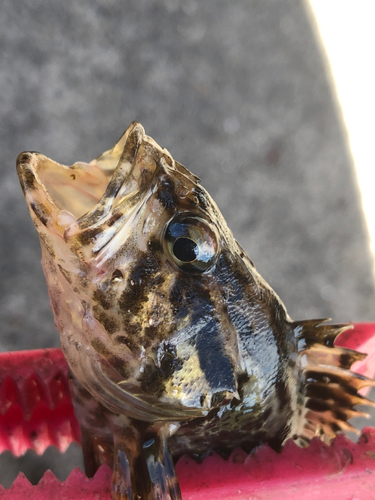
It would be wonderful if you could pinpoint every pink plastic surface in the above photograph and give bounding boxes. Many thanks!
[0,348,80,456]
[0,323,375,499]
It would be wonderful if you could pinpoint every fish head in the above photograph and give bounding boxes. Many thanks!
[17,122,285,422]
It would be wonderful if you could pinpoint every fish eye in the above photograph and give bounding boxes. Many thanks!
[173,238,198,262]
[164,214,219,273]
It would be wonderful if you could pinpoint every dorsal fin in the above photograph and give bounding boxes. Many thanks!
[291,319,375,446]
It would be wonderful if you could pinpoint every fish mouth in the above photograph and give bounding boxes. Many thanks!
[16,122,166,250]
[17,150,112,224]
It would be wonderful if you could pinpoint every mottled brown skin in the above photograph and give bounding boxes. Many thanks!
[17,123,375,500]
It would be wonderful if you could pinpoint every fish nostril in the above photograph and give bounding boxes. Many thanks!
[111,269,124,282]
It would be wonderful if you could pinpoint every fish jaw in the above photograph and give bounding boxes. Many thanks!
[15,123,149,254]
[16,152,109,234]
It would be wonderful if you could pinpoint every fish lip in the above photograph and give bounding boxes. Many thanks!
[16,150,64,231]
[16,151,43,193]
[16,150,42,168]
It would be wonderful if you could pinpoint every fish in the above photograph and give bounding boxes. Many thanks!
[17,122,375,500]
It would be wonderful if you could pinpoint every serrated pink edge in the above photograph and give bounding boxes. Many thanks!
[1,429,375,500]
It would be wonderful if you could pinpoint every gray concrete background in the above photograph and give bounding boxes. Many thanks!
[1,0,374,486]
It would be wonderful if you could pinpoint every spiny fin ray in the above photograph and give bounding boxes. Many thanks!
[291,319,374,447]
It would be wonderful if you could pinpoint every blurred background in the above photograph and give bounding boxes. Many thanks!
[0,0,374,488]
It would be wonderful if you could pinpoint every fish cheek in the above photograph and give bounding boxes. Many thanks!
[90,338,131,380]
[93,288,112,311]
[92,305,119,336]
[118,277,148,317]
[117,280,156,353]
[138,363,168,397]
[115,251,172,352]
[117,249,163,315]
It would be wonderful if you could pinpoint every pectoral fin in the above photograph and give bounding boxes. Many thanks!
[292,320,375,446]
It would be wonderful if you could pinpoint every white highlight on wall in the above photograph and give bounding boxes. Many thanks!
[307,1,375,262]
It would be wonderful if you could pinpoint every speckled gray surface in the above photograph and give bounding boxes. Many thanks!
[0,0,374,486]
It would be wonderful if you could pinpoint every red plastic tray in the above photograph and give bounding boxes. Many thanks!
[1,323,375,499]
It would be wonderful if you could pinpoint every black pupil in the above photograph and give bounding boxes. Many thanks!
[173,238,198,262]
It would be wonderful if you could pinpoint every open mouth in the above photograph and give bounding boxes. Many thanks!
[16,123,150,235]
[17,122,202,253]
